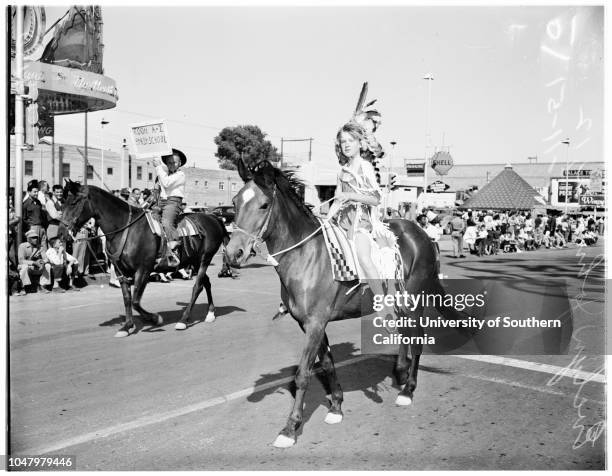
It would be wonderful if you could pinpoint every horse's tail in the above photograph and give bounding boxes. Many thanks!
[429,277,477,338]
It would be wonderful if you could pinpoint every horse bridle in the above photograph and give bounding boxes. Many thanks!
[231,185,325,266]
[232,186,278,246]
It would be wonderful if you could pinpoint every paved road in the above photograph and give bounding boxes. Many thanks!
[8,240,606,470]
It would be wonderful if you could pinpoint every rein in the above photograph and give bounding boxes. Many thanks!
[69,208,147,242]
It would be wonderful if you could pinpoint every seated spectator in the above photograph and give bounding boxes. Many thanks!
[517,227,535,251]
[46,237,80,291]
[485,227,501,255]
[463,223,478,251]
[533,226,544,249]
[541,230,552,249]
[500,232,518,253]
[18,229,52,293]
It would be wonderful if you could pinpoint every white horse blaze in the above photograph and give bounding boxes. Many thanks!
[241,188,255,205]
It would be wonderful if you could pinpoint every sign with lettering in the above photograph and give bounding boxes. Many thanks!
[405,161,425,176]
[430,151,454,176]
[589,169,603,193]
[579,194,605,207]
[129,119,172,159]
[427,180,450,193]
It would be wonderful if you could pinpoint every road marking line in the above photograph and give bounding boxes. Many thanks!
[20,355,370,456]
[455,355,605,383]
[60,302,108,310]
[463,374,565,397]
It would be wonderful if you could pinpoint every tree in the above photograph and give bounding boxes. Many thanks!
[214,125,281,170]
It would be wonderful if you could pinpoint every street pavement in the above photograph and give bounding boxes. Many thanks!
[7,238,606,470]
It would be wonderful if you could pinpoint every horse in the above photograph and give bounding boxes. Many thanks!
[60,180,230,337]
[224,160,471,448]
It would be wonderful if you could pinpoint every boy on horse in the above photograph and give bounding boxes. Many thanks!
[152,148,187,268]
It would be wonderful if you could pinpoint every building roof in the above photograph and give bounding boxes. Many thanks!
[461,164,546,210]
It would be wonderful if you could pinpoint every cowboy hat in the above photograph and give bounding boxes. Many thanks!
[162,148,187,167]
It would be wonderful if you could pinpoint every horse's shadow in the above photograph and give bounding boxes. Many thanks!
[98,304,246,333]
[246,342,454,433]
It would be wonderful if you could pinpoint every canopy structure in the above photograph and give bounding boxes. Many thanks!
[460,164,547,210]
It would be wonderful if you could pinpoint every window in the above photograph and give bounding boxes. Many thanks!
[62,163,70,178]
[87,165,94,180]
[231,182,238,191]
[24,160,33,176]
[107,167,113,175]
[219,182,224,190]
[136,166,142,180]
[148,172,153,181]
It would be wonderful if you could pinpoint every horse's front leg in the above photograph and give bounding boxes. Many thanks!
[115,277,136,338]
[132,268,163,326]
[273,321,326,448]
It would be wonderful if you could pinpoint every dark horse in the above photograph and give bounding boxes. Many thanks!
[225,160,470,448]
[61,180,230,337]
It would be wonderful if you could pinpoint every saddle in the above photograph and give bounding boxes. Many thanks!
[145,211,201,270]
[320,219,403,283]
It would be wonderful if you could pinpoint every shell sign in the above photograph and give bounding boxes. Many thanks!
[430,151,454,176]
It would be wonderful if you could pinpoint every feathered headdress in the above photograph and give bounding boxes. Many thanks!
[352,82,382,133]
[351,82,384,160]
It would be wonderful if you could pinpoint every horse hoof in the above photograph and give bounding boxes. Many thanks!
[395,394,413,406]
[154,314,163,326]
[175,322,187,330]
[324,412,343,425]
[272,434,295,448]
[204,312,216,323]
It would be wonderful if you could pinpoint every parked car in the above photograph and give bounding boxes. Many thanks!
[189,206,209,214]
[211,206,236,231]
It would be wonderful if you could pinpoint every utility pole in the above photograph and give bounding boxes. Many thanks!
[561,138,570,215]
[121,138,127,188]
[83,112,88,185]
[15,6,25,240]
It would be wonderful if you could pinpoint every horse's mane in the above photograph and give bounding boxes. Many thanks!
[83,185,133,212]
[271,167,318,225]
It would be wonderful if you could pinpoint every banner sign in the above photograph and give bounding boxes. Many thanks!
[129,119,172,159]
[579,194,605,207]
[589,169,603,193]
[405,162,425,176]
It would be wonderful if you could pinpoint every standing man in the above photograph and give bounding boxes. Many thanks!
[128,188,142,206]
[23,180,48,252]
[450,211,466,258]
[46,184,64,241]
[152,148,187,267]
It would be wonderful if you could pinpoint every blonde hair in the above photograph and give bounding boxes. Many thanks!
[335,121,367,166]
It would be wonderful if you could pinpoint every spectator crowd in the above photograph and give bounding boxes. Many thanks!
[8,181,191,296]
[415,207,604,259]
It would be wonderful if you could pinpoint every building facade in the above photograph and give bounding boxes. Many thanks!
[8,138,241,207]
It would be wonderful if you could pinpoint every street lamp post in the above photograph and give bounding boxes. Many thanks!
[561,138,570,215]
[100,118,109,187]
[423,73,434,203]
[388,141,397,212]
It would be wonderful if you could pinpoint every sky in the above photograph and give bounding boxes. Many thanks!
[44,4,604,174]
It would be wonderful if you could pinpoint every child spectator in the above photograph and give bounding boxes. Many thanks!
[46,237,80,291]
